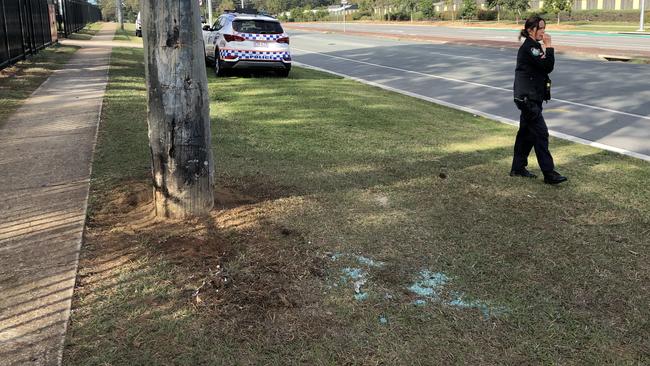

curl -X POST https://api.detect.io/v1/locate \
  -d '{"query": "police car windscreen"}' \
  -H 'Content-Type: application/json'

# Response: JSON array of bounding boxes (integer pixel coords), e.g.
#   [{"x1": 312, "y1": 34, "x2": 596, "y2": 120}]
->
[{"x1": 232, "y1": 20, "x2": 283, "y2": 34}]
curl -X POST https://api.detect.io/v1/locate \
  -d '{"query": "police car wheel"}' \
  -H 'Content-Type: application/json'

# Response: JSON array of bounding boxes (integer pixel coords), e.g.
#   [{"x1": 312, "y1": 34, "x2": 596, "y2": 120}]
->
[{"x1": 277, "y1": 69, "x2": 290, "y2": 78}]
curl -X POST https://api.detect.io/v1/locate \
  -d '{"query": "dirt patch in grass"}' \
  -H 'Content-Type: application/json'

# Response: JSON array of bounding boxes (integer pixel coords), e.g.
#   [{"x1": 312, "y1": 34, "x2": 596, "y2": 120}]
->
[{"x1": 68, "y1": 178, "x2": 343, "y2": 363}]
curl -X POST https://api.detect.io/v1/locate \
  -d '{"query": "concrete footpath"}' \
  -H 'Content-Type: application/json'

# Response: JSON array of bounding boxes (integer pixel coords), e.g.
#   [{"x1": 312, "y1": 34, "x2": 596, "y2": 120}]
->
[{"x1": 0, "y1": 23, "x2": 116, "y2": 365}]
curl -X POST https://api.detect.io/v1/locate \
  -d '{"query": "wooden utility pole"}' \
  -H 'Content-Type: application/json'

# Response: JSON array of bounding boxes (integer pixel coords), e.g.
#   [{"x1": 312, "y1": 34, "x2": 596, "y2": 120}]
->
[
  {"x1": 115, "y1": 0, "x2": 123, "y2": 30},
  {"x1": 141, "y1": 0, "x2": 215, "y2": 218}
]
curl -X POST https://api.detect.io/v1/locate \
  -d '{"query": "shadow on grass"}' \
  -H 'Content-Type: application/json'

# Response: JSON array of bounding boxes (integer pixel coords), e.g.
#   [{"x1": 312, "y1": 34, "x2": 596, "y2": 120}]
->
[
  {"x1": 0, "y1": 44, "x2": 80, "y2": 125},
  {"x1": 60, "y1": 180, "x2": 339, "y2": 364},
  {"x1": 65, "y1": 23, "x2": 101, "y2": 41},
  {"x1": 58, "y1": 46, "x2": 650, "y2": 365}
]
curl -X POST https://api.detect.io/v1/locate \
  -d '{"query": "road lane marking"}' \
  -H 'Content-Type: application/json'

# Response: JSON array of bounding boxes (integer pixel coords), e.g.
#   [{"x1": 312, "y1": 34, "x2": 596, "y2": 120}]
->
[
  {"x1": 292, "y1": 61, "x2": 650, "y2": 162},
  {"x1": 417, "y1": 51, "x2": 489, "y2": 60},
  {"x1": 293, "y1": 47, "x2": 650, "y2": 122}
]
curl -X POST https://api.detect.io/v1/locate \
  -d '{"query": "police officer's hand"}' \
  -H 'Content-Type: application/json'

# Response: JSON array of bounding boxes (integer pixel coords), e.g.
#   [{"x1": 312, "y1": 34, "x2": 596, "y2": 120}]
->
[{"x1": 542, "y1": 33, "x2": 553, "y2": 48}]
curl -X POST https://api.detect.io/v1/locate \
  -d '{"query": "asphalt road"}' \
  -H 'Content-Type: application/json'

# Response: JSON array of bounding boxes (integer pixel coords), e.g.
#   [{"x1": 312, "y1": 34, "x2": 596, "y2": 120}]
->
[
  {"x1": 289, "y1": 30, "x2": 650, "y2": 160},
  {"x1": 289, "y1": 22, "x2": 650, "y2": 54}
]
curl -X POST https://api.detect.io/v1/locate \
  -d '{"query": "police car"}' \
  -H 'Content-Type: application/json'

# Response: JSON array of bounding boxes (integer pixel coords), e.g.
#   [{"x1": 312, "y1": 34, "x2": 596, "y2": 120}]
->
[{"x1": 202, "y1": 11, "x2": 291, "y2": 77}]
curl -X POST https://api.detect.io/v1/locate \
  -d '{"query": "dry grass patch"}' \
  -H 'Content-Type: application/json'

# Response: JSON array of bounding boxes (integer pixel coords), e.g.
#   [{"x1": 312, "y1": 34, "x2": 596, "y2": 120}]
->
[{"x1": 63, "y1": 46, "x2": 650, "y2": 365}]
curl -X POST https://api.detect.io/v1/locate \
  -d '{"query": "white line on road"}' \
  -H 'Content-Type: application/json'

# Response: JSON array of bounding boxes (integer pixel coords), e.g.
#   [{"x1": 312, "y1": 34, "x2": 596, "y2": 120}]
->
[
  {"x1": 292, "y1": 60, "x2": 650, "y2": 162},
  {"x1": 293, "y1": 47, "x2": 650, "y2": 122},
  {"x1": 422, "y1": 51, "x2": 488, "y2": 60}
]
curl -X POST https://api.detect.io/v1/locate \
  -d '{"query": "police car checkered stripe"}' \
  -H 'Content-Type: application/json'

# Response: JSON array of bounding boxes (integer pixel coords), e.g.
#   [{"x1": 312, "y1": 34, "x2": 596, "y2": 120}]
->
[
  {"x1": 219, "y1": 49, "x2": 290, "y2": 61},
  {"x1": 236, "y1": 32, "x2": 287, "y2": 41}
]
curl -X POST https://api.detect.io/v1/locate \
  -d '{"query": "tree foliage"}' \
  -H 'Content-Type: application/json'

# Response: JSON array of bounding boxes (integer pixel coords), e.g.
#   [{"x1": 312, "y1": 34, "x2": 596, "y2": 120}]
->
[
  {"x1": 460, "y1": 0, "x2": 477, "y2": 19},
  {"x1": 218, "y1": 0, "x2": 237, "y2": 13},
  {"x1": 97, "y1": 0, "x2": 140, "y2": 22},
  {"x1": 95, "y1": 0, "x2": 575, "y2": 24},
  {"x1": 419, "y1": 0, "x2": 435, "y2": 18},
  {"x1": 485, "y1": 0, "x2": 506, "y2": 21},
  {"x1": 503, "y1": 0, "x2": 529, "y2": 23},
  {"x1": 543, "y1": 0, "x2": 573, "y2": 23}
]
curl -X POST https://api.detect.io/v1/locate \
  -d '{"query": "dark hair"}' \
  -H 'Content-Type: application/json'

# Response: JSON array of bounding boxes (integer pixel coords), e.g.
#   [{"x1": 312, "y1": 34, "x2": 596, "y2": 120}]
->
[{"x1": 519, "y1": 16, "x2": 545, "y2": 41}]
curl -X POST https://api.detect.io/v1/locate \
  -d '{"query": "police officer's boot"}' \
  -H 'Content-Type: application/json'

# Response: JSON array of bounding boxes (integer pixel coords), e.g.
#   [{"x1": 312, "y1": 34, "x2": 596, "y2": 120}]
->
[
  {"x1": 510, "y1": 168, "x2": 537, "y2": 178},
  {"x1": 543, "y1": 171, "x2": 568, "y2": 185}
]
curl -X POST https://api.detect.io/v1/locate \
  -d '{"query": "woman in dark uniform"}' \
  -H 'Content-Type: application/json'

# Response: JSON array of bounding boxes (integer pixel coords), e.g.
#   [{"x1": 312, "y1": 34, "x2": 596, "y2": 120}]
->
[{"x1": 511, "y1": 16, "x2": 567, "y2": 185}]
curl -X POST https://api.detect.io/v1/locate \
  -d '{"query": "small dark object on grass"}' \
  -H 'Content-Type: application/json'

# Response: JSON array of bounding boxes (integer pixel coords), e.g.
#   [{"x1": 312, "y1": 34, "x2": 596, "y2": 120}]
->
[
  {"x1": 281, "y1": 227, "x2": 292, "y2": 236},
  {"x1": 439, "y1": 173, "x2": 447, "y2": 179}
]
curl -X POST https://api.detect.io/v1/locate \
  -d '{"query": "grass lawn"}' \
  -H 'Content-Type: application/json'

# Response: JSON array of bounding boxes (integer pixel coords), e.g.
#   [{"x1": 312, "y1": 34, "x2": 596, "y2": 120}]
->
[
  {"x1": 63, "y1": 47, "x2": 650, "y2": 365},
  {"x1": 0, "y1": 44, "x2": 79, "y2": 125},
  {"x1": 113, "y1": 23, "x2": 142, "y2": 44},
  {"x1": 66, "y1": 22, "x2": 103, "y2": 40},
  {"x1": 565, "y1": 21, "x2": 645, "y2": 32}
]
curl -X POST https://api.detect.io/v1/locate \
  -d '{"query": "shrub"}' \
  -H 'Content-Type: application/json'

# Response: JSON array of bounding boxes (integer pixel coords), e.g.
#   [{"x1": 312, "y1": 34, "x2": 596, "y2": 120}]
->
[
  {"x1": 315, "y1": 9, "x2": 329, "y2": 20},
  {"x1": 352, "y1": 10, "x2": 372, "y2": 20},
  {"x1": 500, "y1": 9, "x2": 649, "y2": 22},
  {"x1": 460, "y1": 0, "x2": 478, "y2": 19},
  {"x1": 566, "y1": 10, "x2": 650, "y2": 22},
  {"x1": 412, "y1": 11, "x2": 426, "y2": 21},
  {"x1": 388, "y1": 11, "x2": 410, "y2": 20},
  {"x1": 438, "y1": 10, "x2": 456, "y2": 21},
  {"x1": 477, "y1": 9, "x2": 498, "y2": 20},
  {"x1": 420, "y1": 0, "x2": 437, "y2": 18}
]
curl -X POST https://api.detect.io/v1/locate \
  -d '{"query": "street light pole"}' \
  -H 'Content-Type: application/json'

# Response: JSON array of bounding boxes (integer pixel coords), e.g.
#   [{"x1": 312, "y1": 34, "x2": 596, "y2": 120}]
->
[
  {"x1": 639, "y1": 0, "x2": 646, "y2": 32},
  {"x1": 208, "y1": 0, "x2": 213, "y2": 25},
  {"x1": 341, "y1": 0, "x2": 348, "y2": 32}
]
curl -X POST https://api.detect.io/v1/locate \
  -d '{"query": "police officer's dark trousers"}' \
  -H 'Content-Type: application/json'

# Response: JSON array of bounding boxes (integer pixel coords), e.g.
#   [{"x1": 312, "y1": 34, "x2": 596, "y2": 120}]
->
[{"x1": 512, "y1": 99, "x2": 554, "y2": 173}]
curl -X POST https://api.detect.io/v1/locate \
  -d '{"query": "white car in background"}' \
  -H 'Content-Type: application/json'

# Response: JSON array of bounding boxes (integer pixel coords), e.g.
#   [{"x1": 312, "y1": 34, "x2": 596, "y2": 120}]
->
[
  {"x1": 202, "y1": 12, "x2": 292, "y2": 77},
  {"x1": 135, "y1": 13, "x2": 205, "y2": 39}
]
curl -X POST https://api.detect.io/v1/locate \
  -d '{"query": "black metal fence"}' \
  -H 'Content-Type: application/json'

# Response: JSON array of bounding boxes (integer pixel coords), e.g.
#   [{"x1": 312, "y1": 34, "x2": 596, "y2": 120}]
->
[
  {"x1": 0, "y1": 0, "x2": 101, "y2": 70},
  {"x1": 61, "y1": 0, "x2": 101, "y2": 37}
]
